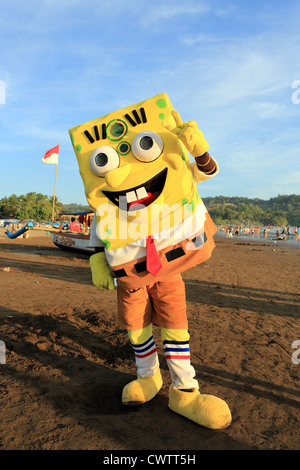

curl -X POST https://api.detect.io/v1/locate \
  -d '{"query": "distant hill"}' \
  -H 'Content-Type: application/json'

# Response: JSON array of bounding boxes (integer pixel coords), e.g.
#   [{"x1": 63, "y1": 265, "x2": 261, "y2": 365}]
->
[
  {"x1": 61, "y1": 203, "x2": 91, "y2": 213},
  {"x1": 202, "y1": 194, "x2": 300, "y2": 226}
]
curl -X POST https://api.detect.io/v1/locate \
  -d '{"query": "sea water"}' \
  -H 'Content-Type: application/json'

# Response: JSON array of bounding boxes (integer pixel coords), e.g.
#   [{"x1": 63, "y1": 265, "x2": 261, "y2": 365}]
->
[{"x1": 216, "y1": 229, "x2": 300, "y2": 246}]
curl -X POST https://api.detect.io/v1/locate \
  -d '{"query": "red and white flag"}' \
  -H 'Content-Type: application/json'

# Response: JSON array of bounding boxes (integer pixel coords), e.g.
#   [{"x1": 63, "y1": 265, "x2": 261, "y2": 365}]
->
[{"x1": 41, "y1": 144, "x2": 59, "y2": 164}]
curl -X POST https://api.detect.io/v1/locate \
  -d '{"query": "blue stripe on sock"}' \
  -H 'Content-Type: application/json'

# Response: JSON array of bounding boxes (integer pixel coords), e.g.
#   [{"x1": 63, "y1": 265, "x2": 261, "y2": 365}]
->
[
  {"x1": 132, "y1": 339, "x2": 155, "y2": 353},
  {"x1": 164, "y1": 347, "x2": 190, "y2": 352}
]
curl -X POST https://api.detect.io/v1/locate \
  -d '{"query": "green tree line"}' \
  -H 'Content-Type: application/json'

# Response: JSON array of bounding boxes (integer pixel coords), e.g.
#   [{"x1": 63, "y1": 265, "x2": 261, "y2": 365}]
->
[
  {"x1": 0, "y1": 192, "x2": 299, "y2": 226},
  {"x1": 0, "y1": 193, "x2": 63, "y2": 221},
  {"x1": 202, "y1": 194, "x2": 300, "y2": 226}
]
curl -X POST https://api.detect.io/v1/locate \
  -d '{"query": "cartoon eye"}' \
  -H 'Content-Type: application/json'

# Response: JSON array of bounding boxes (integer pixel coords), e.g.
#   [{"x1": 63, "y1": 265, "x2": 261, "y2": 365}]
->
[
  {"x1": 89, "y1": 146, "x2": 120, "y2": 176},
  {"x1": 132, "y1": 131, "x2": 163, "y2": 162}
]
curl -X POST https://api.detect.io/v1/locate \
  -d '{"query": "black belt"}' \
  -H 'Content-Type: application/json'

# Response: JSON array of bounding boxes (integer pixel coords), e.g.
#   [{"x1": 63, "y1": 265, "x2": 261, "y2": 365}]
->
[{"x1": 113, "y1": 232, "x2": 207, "y2": 278}]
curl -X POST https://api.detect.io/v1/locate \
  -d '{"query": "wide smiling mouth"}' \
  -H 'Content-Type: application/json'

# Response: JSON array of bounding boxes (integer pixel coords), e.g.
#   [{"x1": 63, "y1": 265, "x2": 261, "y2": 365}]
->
[{"x1": 103, "y1": 168, "x2": 168, "y2": 211}]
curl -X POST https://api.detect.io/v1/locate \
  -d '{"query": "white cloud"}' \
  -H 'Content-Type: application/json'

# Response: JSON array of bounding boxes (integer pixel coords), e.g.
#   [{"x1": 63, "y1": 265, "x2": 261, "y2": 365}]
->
[
  {"x1": 182, "y1": 34, "x2": 234, "y2": 46},
  {"x1": 137, "y1": 0, "x2": 233, "y2": 29},
  {"x1": 278, "y1": 172, "x2": 300, "y2": 186},
  {"x1": 140, "y1": 3, "x2": 210, "y2": 23},
  {"x1": 251, "y1": 102, "x2": 287, "y2": 119}
]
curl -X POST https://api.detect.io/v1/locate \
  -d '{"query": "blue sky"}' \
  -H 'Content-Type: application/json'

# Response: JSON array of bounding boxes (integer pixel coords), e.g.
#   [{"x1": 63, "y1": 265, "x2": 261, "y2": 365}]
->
[{"x1": 0, "y1": 0, "x2": 299, "y2": 205}]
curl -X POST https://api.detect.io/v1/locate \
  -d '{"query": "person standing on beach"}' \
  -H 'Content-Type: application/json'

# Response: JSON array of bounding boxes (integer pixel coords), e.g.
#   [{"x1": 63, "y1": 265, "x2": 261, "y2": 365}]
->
[{"x1": 264, "y1": 228, "x2": 267, "y2": 239}]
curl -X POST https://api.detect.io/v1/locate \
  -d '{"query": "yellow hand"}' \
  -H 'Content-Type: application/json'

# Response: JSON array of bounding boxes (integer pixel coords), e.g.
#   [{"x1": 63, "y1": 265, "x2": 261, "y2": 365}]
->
[
  {"x1": 89, "y1": 251, "x2": 115, "y2": 291},
  {"x1": 163, "y1": 110, "x2": 209, "y2": 157}
]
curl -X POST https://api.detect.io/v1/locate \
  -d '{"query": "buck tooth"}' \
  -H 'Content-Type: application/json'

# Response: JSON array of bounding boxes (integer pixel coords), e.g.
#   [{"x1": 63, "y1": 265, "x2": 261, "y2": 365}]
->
[
  {"x1": 126, "y1": 191, "x2": 137, "y2": 203},
  {"x1": 136, "y1": 187, "x2": 148, "y2": 200}
]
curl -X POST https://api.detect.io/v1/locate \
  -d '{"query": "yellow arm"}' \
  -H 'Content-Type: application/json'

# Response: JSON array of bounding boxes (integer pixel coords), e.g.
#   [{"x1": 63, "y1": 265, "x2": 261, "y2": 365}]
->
[{"x1": 89, "y1": 251, "x2": 115, "y2": 291}]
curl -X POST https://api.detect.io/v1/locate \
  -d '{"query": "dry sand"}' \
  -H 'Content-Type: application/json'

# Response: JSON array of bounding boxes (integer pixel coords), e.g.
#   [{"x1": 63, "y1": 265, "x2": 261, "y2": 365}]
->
[{"x1": 0, "y1": 228, "x2": 299, "y2": 451}]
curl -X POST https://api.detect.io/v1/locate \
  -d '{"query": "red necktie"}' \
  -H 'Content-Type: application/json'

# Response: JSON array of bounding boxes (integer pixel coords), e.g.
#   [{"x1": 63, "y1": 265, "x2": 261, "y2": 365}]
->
[{"x1": 146, "y1": 235, "x2": 162, "y2": 276}]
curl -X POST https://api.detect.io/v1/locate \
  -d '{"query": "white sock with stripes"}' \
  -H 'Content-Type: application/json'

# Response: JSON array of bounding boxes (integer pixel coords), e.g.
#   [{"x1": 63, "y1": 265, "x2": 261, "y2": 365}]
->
[
  {"x1": 163, "y1": 339, "x2": 199, "y2": 390},
  {"x1": 131, "y1": 335, "x2": 160, "y2": 378}
]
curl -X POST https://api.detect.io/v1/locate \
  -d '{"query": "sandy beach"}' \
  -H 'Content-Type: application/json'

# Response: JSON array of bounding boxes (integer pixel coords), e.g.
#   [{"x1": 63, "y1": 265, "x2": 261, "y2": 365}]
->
[{"x1": 0, "y1": 228, "x2": 299, "y2": 451}]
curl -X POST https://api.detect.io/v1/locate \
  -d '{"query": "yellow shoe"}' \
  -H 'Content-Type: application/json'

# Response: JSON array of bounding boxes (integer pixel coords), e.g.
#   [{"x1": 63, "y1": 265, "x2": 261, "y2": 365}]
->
[
  {"x1": 122, "y1": 370, "x2": 163, "y2": 405},
  {"x1": 168, "y1": 386, "x2": 232, "y2": 429}
]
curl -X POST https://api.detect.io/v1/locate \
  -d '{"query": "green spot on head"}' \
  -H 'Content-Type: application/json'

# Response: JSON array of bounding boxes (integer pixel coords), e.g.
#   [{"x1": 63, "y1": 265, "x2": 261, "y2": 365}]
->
[
  {"x1": 70, "y1": 133, "x2": 75, "y2": 145},
  {"x1": 159, "y1": 113, "x2": 165, "y2": 120},
  {"x1": 181, "y1": 154, "x2": 186, "y2": 161},
  {"x1": 76, "y1": 144, "x2": 82, "y2": 151},
  {"x1": 181, "y1": 198, "x2": 188, "y2": 205},
  {"x1": 106, "y1": 228, "x2": 112, "y2": 236},
  {"x1": 156, "y1": 98, "x2": 167, "y2": 109}
]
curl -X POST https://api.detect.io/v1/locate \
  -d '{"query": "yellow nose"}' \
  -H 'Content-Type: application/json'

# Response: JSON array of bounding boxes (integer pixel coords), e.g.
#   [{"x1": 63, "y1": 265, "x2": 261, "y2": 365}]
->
[{"x1": 105, "y1": 164, "x2": 132, "y2": 188}]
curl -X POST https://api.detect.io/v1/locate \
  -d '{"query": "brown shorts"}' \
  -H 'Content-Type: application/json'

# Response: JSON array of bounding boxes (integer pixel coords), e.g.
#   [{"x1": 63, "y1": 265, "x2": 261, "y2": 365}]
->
[{"x1": 117, "y1": 274, "x2": 188, "y2": 331}]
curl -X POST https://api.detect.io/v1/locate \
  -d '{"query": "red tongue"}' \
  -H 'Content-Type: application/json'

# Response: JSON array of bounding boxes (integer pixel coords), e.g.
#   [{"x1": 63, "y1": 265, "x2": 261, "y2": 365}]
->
[{"x1": 128, "y1": 192, "x2": 156, "y2": 209}]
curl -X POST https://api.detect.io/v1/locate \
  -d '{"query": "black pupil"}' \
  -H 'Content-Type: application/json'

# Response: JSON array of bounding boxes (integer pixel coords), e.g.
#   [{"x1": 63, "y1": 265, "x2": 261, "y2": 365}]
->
[
  {"x1": 120, "y1": 143, "x2": 129, "y2": 153},
  {"x1": 95, "y1": 153, "x2": 108, "y2": 167},
  {"x1": 140, "y1": 136, "x2": 153, "y2": 150}
]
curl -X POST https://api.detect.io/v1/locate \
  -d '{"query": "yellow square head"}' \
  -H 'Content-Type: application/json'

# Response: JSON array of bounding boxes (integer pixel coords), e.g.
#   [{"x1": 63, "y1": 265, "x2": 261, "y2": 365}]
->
[{"x1": 69, "y1": 93, "x2": 199, "y2": 249}]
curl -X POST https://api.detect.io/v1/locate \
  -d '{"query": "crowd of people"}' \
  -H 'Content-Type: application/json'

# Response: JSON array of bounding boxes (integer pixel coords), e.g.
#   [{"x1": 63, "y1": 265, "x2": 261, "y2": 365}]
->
[
  {"x1": 219, "y1": 225, "x2": 300, "y2": 241},
  {"x1": 223, "y1": 226, "x2": 261, "y2": 238}
]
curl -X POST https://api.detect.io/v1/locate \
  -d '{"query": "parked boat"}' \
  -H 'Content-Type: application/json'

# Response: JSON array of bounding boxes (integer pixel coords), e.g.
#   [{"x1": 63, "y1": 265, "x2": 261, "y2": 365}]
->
[
  {"x1": 51, "y1": 231, "x2": 94, "y2": 255},
  {"x1": 50, "y1": 210, "x2": 95, "y2": 255},
  {"x1": 5, "y1": 223, "x2": 30, "y2": 239}
]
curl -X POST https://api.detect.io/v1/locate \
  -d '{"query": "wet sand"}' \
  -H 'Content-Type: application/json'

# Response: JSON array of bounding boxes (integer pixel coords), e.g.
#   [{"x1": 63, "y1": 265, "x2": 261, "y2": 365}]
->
[{"x1": 0, "y1": 228, "x2": 299, "y2": 450}]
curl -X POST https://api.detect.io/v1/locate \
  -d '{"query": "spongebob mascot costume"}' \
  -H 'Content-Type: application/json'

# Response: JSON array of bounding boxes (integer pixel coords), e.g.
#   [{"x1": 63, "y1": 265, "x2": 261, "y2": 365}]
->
[{"x1": 69, "y1": 93, "x2": 231, "y2": 429}]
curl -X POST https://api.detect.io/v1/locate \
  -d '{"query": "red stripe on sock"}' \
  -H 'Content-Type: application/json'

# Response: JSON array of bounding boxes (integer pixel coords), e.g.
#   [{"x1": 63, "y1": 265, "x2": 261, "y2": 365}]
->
[
  {"x1": 135, "y1": 348, "x2": 157, "y2": 359},
  {"x1": 165, "y1": 355, "x2": 191, "y2": 360}
]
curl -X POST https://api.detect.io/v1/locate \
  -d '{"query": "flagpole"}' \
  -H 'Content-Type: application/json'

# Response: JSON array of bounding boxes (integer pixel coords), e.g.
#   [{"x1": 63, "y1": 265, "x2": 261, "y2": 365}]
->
[{"x1": 52, "y1": 143, "x2": 59, "y2": 222}]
